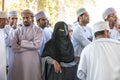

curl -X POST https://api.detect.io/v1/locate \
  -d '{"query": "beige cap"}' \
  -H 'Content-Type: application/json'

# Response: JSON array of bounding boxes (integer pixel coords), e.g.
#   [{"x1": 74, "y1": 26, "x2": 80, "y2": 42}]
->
[
  {"x1": 21, "y1": 9, "x2": 33, "y2": 16},
  {"x1": 0, "y1": 11, "x2": 7, "y2": 18}
]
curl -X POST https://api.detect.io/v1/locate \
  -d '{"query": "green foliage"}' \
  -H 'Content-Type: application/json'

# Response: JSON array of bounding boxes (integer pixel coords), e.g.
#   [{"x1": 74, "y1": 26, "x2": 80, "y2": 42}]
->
[
  {"x1": 0, "y1": 0, "x2": 96, "y2": 27},
  {"x1": 37, "y1": 0, "x2": 58, "y2": 27}
]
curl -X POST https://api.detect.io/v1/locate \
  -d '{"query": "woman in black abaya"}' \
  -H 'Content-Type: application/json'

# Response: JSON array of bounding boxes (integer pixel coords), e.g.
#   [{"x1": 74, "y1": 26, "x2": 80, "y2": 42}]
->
[{"x1": 41, "y1": 21, "x2": 77, "y2": 80}]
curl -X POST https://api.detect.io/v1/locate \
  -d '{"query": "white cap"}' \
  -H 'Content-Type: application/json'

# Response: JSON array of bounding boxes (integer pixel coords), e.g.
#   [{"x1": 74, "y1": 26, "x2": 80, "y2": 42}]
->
[
  {"x1": 93, "y1": 21, "x2": 110, "y2": 33},
  {"x1": 8, "y1": 10, "x2": 18, "y2": 17},
  {"x1": 76, "y1": 8, "x2": 87, "y2": 17},
  {"x1": 35, "y1": 11, "x2": 47, "y2": 21},
  {"x1": 103, "y1": 7, "x2": 116, "y2": 20}
]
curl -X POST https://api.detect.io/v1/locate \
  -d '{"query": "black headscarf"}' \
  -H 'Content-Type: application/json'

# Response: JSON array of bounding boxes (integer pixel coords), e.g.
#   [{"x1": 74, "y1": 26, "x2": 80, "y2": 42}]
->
[{"x1": 42, "y1": 21, "x2": 74, "y2": 63}]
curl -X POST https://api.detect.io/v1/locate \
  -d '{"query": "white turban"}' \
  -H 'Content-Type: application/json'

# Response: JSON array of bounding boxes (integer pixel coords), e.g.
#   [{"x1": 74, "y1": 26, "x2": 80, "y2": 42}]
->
[
  {"x1": 76, "y1": 8, "x2": 87, "y2": 17},
  {"x1": 35, "y1": 11, "x2": 47, "y2": 21},
  {"x1": 0, "y1": 11, "x2": 7, "y2": 18},
  {"x1": 8, "y1": 11, "x2": 18, "y2": 17},
  {"x1": 103, "y1": 7, "x2": 116, "y2": 20},
  {"x1": 93, "y1": 21, "x2": 110, "y2": 33}
]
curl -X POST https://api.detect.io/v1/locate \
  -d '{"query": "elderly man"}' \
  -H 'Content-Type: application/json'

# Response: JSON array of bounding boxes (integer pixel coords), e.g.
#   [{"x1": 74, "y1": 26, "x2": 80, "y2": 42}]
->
[
  {"x1": 77, "y1": 21, "x2": 120, "y2": 80},
  {"x1": 5, "y1": 10, "x2": 18, "y2": 80},
  {"x1": 103, "y1": 7, "x2": 118, "y2": 39},
  {"x1": 0, "y1": 11, "x2": 8, "y2": 80},
  {"x1": 35, "y1": 11, "x2": 52, "y2": 56},
  {"x1": 71, "y1": 8, "x2": 93, "y2": 80},
  {"x1": 11, "y1": 9, "x2": 42, "y2": 80}
]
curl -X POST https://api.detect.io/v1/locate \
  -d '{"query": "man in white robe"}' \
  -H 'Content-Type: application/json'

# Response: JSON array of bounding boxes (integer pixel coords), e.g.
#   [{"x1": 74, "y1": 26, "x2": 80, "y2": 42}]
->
[
  {"x1": 77, "y1": 21, "x2": 120, "y2": 80},
  {"x1": 0, "y1": 11, "x2": 8, "y2": 80},
  {"x1": 103, "y1": 7, "x2": 118, "y2": 40},
  {"x1": 11, "y1": 9, "x2": 42, "y2": 80},
  {"x1": 6, "y1": 10, "x2": 18, "y2": 80},
  {"x1": 72, "y1": 8, "x2": 93, "y2": 62},
  {"x1": 35, "y1": 11, "x2": 52, "y2": 56},
  {"x1": 72, "y1": 8, "x2": 93, "y2": 80}
]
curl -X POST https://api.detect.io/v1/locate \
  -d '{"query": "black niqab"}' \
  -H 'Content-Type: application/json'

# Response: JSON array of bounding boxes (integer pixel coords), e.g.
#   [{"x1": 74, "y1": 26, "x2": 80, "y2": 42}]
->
[{"x1": 42, "y1": 21, "x2": 74, "y2": 63}]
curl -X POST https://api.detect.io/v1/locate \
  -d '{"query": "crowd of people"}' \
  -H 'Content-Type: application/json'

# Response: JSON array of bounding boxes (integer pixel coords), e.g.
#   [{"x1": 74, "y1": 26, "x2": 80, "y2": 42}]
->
[{"x1": 0, "y1": 7, "x2": 120, "y2": 80}]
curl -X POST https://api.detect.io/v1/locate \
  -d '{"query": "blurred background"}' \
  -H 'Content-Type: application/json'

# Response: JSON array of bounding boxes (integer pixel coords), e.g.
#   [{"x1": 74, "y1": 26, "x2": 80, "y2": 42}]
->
[{"x1": 0, "y1": 0, "x2": 120, "y2": 27}]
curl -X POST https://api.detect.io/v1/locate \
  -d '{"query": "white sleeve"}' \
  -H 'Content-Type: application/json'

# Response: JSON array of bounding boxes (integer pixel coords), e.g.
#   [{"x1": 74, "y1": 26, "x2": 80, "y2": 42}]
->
[
  {"x1": 77, "y1": 51, "x2": 87, "y2": 80},
  {"x1": 73, "y1": 29, "x2": 90, "y2": 47}
]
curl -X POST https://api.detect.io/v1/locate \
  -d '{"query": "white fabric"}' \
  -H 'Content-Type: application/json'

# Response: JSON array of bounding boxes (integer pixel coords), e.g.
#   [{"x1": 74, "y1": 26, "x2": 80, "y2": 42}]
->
[
  {"x1": 110, "y1": 27, "x2": 120, "y2": 41},
  {"x1": 109, "y1": 27, "x2": 119, "y2": 40},
  {"x1": 72, "y1": 22, "x2": 93, "y2": 57},
  {"x1": 3, "y1": 25, "x2": 11, "y2": 67},
  {"x1": 7, "y1": 28, "x2": 16, "y2": 80},
  {"x1": 4, "y1": 25, "x2": 15, "y2": 80},
  {"x1": 77, "y1": 38, "x2": 120, "y2": 80},
  {"x1": 38, "y1": 27, "x2": 52, "y2": 56},
  {"x1": 11, "y1": 25, "x2": 42, "y2": 80},
  {"x1": 0, "y1": 29, "x2": 7, "y2": 80}
]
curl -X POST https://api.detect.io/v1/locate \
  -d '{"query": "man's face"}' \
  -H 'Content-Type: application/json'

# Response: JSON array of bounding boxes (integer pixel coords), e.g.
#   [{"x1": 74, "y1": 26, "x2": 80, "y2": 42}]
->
[
  {"x1": 107, "y1": 13, "x2": 117, "y2": 26},
  {"x1": 9, "y1": 16, "x2": 18, "y2": 26},
  {"x1": 9, "y1": 16, "x2": 18, "y2": 28},
  {"x1": 81, "y1": 12, "x2": 89, "y2": 25},
  {"x1": 37, "y1": 17, "x2": 47, "y2": 29},
  {"x1": 0, "y1": 18, "x2": 7, "y2": 28},
  {"x1": 22, "y1": 13, "x2": 32, "y2": 26}
]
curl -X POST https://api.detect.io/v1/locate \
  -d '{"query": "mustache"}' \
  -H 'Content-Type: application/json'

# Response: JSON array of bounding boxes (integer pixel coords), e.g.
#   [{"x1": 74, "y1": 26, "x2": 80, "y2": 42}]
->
[{"x1": 23, "y1": 21, "x2": 29, "y2": 23}]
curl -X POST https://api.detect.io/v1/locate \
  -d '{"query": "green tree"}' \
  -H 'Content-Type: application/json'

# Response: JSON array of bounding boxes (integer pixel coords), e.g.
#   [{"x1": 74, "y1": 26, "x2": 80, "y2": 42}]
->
[
  {"x1": 37, "y1": 0, "x2": 58, "y2": 27},
  {"x1": 1, "y1": 0, "x2": 96, "y2": 27}
]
